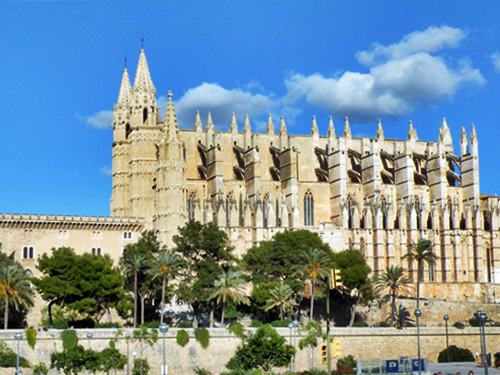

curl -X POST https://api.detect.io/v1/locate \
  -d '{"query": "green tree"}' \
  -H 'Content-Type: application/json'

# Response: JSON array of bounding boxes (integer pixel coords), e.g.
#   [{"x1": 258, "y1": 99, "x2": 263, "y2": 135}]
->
[
  {"x1": 34, "y1": 247, "x2": 125, "y2": 326},
  {"x1": 209, "y1": 270, "x2": 250, "y2": 325},
  {"x1": 263, "y1": 283, "x2": 295, "y2": 320},
  {"x1": 174, "y1": 221, "x2": 235, "y2": 327},
  {"x1": 50, "y1": 345, "x2": 99, "y2": 375},
  {"x1": 98, "y1": 340, "x2": 127, "y2": 374},
  {"x1": 120, "y1": 231, "x2": 162, "y2": 326},
  {"x1": 226, "y1": 325, "x2": 295, "y2": 372},
  {"x1": 404, "y1": 239, "x2": 437, "y2": 309},
  {"x1": 0, "y1": 265, "x2": 33, "y2": 329},
  {"x1": 150, "y1": 250, "x2": 180, "y2": 324},
  {"x1": 294, "y1": 248, "x2": 331, "y2": 320},
  {"x1": 374, "y1": 265, "x2": 411, "y2": 326},
  {"x1": 331, "y1": 249, "x2": 372, "y2": 326}
]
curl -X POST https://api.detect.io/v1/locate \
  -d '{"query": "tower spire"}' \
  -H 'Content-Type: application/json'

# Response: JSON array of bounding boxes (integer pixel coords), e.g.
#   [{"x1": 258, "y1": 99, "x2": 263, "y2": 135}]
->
[
  {"x1": 438, "y1": 117, "x2": 452, "y2": 145},
  {"x1": 164, "y1": 91, "x2": 178, "y2": 140},
  {"x1": 407, "y1": 120, "x2": 418, "y2": 141},
  {"x1": 460, "y1": 127, "x2": 468, "y2": 156},
  {"x1": 244, "y1": 114, "x2": 251, "y2": 133},
  {"x1": 133, "y1": 47, "x2": 155, "y2": 94},
  {"x1": 117, "y1": 66, "x2": 132, "y2": 106},
  {"x1": 311, "y1": 115, "x2": 319, "y2": 137},
  {"x1": 267, "y1": 114, "x2": 274, "y2": 135},
  {"x1": 327, "y1": 115, "x2": 336, "y2": 140},
  {"x1": 206, "y1": 112, "x2": 215, "y2": 132}
]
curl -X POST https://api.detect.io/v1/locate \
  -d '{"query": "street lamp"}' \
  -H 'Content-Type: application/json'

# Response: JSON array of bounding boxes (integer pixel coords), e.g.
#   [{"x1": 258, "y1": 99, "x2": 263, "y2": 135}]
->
[
  {"x1": 476, "y1": 311, "x2": 488, "y2": 375},
  {"x1": 291, "y1": 319, "x2": 299, "y2": 373},
  {"x1": 159, "y1": 323, "x2": 169, "y2": 375},
  {"x1": 86, "y1": 332, "x2": 93, "y2": 349},
  {"x1": 443, "y1": 315, "x2": 449, "y2": 362},
  {"x1": 415, "y1": 308, "x2": 422, "y2": 375},
  {"x1": 15, "y1": 332, "x2": 22, "y2": 375}
]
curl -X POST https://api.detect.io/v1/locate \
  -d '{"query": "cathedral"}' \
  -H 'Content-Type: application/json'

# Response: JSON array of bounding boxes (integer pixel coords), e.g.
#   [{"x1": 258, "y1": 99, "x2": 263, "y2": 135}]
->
[{"x1": 1, "y1": 47, "x2": 499, "y2": 303}]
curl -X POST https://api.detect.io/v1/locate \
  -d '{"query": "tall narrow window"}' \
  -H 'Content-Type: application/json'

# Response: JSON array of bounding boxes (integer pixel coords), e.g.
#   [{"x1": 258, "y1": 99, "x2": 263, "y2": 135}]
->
[
  {"x1": 187, "y1": 192, "x2": 197, "y2": 221},
  {"x1": 486, "y1": 248, "x2": 493, "y2": 283},
  {"x1": 263, "y1": 193, "x2": 270, "y2": 228},
  {"x1": 91, "y1": 248, "x2": 102, "y2": 256},
  {"x1": 429, "y1": 263, "x2": 435, "y2": 282},
  {"x1": 22, "y1": 246, "x2": 34, "y2": 260},
  {"x1": 304, "y1": 191, "x2": 314, "y2": 226}
]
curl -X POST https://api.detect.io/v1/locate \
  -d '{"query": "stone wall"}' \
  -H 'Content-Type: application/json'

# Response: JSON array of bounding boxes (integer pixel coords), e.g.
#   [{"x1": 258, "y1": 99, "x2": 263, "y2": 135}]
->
[{"x1": 2, "y1": 327, "x2": 499, "y2": 374}]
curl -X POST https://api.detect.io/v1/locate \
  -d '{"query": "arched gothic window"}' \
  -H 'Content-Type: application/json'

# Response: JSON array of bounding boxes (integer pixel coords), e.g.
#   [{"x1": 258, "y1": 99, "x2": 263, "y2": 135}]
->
[
  {"x1": 486, "y1": 248, "x2": 493, "y2": 283},
  {"x1": 262, "y1": 193, "x2": 270, "y2": 228},
  {"x1": 304, "y1": 190, "x2": 314, "y2": 226},
  {"x1": 187, "y1": 192, "x2": 197, "y2": 221}
]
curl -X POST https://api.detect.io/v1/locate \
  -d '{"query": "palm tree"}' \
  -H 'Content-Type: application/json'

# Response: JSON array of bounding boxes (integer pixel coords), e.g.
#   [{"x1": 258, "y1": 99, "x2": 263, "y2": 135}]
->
[
  {"x1": 294, "y1": 248, "x2": 331, "y2": 320},
  {"x1": 209, "y1": 270, "x2": 250, "y2": 326},
  {"x1": 151, "y1": 250, "x2": 180, "y2": 323},
  {"x1": 374, "y1": 265, "x2": 411, "y2": 325},
  {"x1": 123, "y1": 254, "x2": 146, "y2": 327},
  {"x1": 404, "y1": 239, "x2": 437, "y2": 309},
  {"x1": 264, "y1": 283, "x2": 295, "y2": 320},
  {"x1": 0, "y1": 265, "x2": 34, "y2": 329}
]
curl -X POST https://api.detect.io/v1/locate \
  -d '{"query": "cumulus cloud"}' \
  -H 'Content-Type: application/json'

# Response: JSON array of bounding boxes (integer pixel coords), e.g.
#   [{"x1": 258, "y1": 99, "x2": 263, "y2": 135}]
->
[
  {"x1": 356, "y1": 26, "x2": 466, "y2": 66},
  {"x1": 285, "y1": 26, "x2": 484, "y2": 122},
  {"x1": 491, "y1": 52, "x2": 500, "y2": 72},
  {"x1": 99, "y1": 166, "x2": 112, "y2": 176},
  {"x1": 77, "y1": 110, "x2": 113, "y2": 130},
  {"x1": 175, "y1": 83, "x2": 275, "y2": 129}
]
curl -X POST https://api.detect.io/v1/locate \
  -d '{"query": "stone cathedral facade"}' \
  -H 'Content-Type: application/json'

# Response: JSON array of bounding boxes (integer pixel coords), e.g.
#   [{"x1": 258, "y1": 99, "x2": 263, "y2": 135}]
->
[{"x1": 1, "y1": 48, "x2": 499, "y2": 302}]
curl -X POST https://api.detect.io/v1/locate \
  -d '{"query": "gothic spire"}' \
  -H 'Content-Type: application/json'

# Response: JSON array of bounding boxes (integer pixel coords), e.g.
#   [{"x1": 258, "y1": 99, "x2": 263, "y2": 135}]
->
[
  {"x1": 460, "y1": 127, "x2": 468, "y2": 156},
  {"x1": 343, "y1": 116, "x2": 352, "y2": 139},
  {"x1": 133, "y1": 48, "x2": 155, "y2": 94},
  {"x1": 407, "y1": 120, "x2": 418, "y2": 141},
  {"x1": 206, "y1": 112, "x2": 215, "y2": 132},
  {"x1": 117, "y1": 67, "x2": 132, "y2": 106},
  {"x1": 164, "y1": 91, "x2": 178, "y2": 140},
  {"x1": 279, "y1": 115, "x2": 288, "y2": 135},
  {"x1": 376, "y1": 119, "x2": 384, "y2": 141},
  {"x1": 230, "y1": 112, "x2": 238, "y2": 134},
  {"x1": 194, "y1": 111, "x2": 203, "y2": 132},
  {"x1": 311, "y1": 115, "x2": 319, "y2": 137},
  {"x1": 438, "y1": 117, "x2": 452, "y2": 145},
  {"x1": 327, "y1": 115, "x2": 336, "y2": 138},
  {"x1": 244, "y1": 114, "x2": 252, "y2": 133},
  {"x1": 266, "y1": 114, "x2": 274, "y2": 135},
  {"x1": 470, "y1": 123, "x2": 478, "y2": 156}
]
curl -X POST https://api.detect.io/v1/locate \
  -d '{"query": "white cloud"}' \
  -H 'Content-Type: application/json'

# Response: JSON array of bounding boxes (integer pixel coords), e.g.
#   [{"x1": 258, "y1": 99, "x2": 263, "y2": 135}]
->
[
  {"x1": 78, "y1": 110, "x2": 113, "y2": 130},
  {"x1": 285, "y1": 26, "x2": 484, "y2": 122},
  {"x1": 491, "y1": 52, "x2": 500, "y2": 72},
  {"x1": 99, "y1": 166, "x2": 112, "y2": 176},
  {"x1": 175, "y1": 83, "x2": 275, "y2": 129},
  {"x1": 356, "y1": 26, "x2": 466, "y2": 66}
]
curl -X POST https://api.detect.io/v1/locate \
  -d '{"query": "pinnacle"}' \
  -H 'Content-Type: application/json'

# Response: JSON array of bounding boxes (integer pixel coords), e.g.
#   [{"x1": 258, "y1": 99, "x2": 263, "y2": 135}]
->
[
  {"x1": 244, "y1": 114, "x2": 251, "y2": 133},
  {"x1": 267, "y1": 114, "x2": 274, "y2": 135},
  {"x1": 376, "y1": 119, "x2": 384, "y2": 140},
  {"x1": 164, "y1": 91, "x2": 178, "y2": 140},
  {"x1": 327, "y1": 115, "x2": 336, "y2": 139},
  {"x1": 343, "y1": 116, "x2": 352, "y2": 138},
  {"x1": 194, "y1": 111, "x2": 203, "y2": 132},
  {"x1": 311, "y1": 115, "x2": 319, "y2": 136},
  {"x1": 230, "y1": 112, "x2": 238, "y2": 133},
  {"x1": 206, "y1": 112, "x2": 214, "y2": 131},
  {"x1": 407, "y1": 120, "x2": 418, "y2": 141}
]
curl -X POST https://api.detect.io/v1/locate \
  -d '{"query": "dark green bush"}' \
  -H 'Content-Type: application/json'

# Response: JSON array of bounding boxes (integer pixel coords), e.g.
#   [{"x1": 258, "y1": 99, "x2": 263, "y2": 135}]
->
[
  {"x1": 26, "y1": 327, "x2": 37, "y2": 349},
  {"x1": 437, "y1": 345, "x2": 474, "y2": 362},
  {"x1": 302, "y1": 370, "x2": 329, "y2": 375},
  {"x1": 177, "y1": 320, "x2": 193, "y2": 328},
  {"x1": 132, "y1": 358, "x2": 150, "y2": 375},
  {"x1": 0, "y1": 341, "x2": 31, "y2": 368},
  {"x1": 378, "y1": 321, "x2": 390, "y2": 327},
  {"x1": 176, "y1": 329, "x2": 190, "y2": 347},
  {"x1": 338, "y1": 354, "x2": 356, "y2": 368},
  {"x1": 95, "y1": 322, "x2": 121, "y2": 328},
  {"x1": 60, "y1": 329, "x2": 78, "y2": 351},
  {"x1": 468, "y1": 318, "x2": 480, "y2": 327},
  {"x1": 194, "y1": 327, "x2": 210, "y2": 349},
  {"x1": 453, "y1": 321, "x2": 465, "y2": 329},
  {"x1": 139, "y1": 321, "x2": 159, "y2": 329},
  {"x1": 33, "y1": 362, "x2": 49, "y2": 375},
  {"x1": 352, "y1": 321, "x2": 368, "y2": 327},
  {"x1": 228, "y1": 322, "x2": 245, "y2": 338},
  {"x1": 250, "y1": 320, "x2": 263, "y2": 327}
]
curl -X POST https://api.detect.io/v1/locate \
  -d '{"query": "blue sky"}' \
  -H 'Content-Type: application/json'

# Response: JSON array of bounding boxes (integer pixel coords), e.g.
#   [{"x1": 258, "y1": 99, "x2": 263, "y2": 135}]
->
[{"x1": 2, "y1": 0, "x2": 500, "y2": 216}]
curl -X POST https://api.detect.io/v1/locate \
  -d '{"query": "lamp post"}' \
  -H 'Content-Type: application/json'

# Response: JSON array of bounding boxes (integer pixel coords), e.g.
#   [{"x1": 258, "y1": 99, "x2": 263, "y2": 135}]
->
[
  {"x1": 415, "y1": 308, "x2": 422, "y2": 375},
  {"x1": 288, "y1": 322, "x2": 294, "y2": 373},
  {"x1": 15, "y1": 332, "x2": 22, "y2": 375},
  {"x1": 443, "y1": 314, "x2": 449, "y2": 362},
  {"x1": 86, "y1": 332, "x2": 93, "y2": 349},
  {"x1": 292, "y1": 319, "x2": 299, "y2": 373},
  {"x1": 159, "y1": 323, "x2": 169, "y2": 375},
  {"x1": 476, "y1": 311, "x2": 488, "y2": 375}
]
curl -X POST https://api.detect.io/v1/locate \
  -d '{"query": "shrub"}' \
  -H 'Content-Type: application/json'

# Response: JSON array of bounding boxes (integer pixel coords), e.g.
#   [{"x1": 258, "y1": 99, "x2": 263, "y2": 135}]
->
[
  {"x1": 270, "y1": 319, "x2": 292, "y2": 327},
  {"x1": 338, "y1": 355, "x2": 356, "y2": 368},
  {"x1": 33, "y1": 362, "x2": 49, "y2": 375},
  {"x1": 194, "y1": 367, "x2": 214, "y2": 375},
  {"x1": 352, "y1": 321, "x2": 368, "y2": 327},
  {"x1": 302, "y1": 370, "x2": 329, "y2": 375},
  {"x1": 176, "y1": 329, "x2": 190, "y2": 347},
  {"x1": 228, "y1": 322, "x2": 245, "y2": 338},
  {"x1": 469, "y1": 318, "x2": 480, "y2": 327},
  {"x1": 177, "y1": 320, "x2": 193, "y2": 328},
  {"x1": 0, "y1": 341, "x2": 31, "y2": 368},
  {"x1": 98, "y1": 341, "x2": 127, "y2": 373},
  {"x1": 437, "y1": 345, "x2": 475, "y2": 363},
  {"x1": 378, "y1": 321, "x2": 390, "y2": 327},
  {"x1": 26, "y1": 327, "x2": 37, "y2": 349},
  {"x1": 453, "y1": 321, "x2": 465, "y2": 329},
  {"x1": 95, "y1": 322, "x2": 121, "y2": 328},
  {"x1": 226, "y1": 325, "x2": 295, "y2": 372},
  {"x1": 61, "y1": 329, "x2": 78, "y2": 351},
  {"x1": 194, "y1": 327, "x2": 210, "y2": 349},
  {"x1": 132, "y1": 358, "x2": 150, "y2": 375},
  {"x1": 250, "y1": 320, "x2": 263, "y2": 327},
  {"x1": 139, "y1": 321, "x2": 159, "y2": 329}
]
